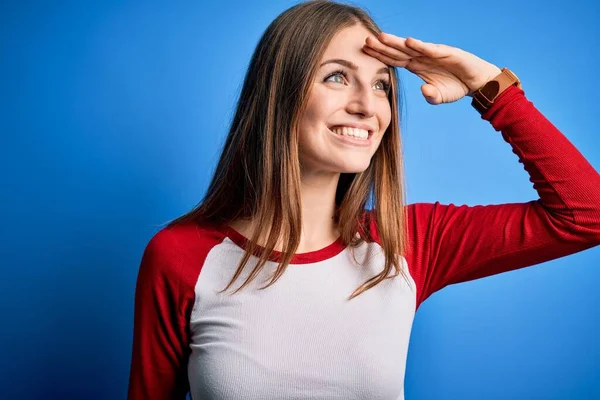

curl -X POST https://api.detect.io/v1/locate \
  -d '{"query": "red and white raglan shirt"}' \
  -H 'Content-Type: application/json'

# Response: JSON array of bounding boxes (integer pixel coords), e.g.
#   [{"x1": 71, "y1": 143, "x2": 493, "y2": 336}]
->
[{"x1": 128, "y1": 85, "x2": 600, "y2": 400}]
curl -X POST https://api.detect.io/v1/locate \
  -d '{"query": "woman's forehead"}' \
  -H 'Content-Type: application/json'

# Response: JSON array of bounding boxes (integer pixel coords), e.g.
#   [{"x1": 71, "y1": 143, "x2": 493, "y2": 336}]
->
[{"x1": 321, "y1": 25, "x2": 388, "y2": 72}]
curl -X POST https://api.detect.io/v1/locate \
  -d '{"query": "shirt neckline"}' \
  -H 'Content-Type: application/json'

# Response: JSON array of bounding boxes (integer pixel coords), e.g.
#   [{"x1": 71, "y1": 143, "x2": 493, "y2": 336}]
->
[{"x1": 217, "y1": 224, "x2": 347, "y2": 264}]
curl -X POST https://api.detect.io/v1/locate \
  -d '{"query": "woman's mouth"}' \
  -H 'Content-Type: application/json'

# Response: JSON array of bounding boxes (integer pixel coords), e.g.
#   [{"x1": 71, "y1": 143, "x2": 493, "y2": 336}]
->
[{"x1": 327, "y1": 125, "x2": 373, "y2": 147}]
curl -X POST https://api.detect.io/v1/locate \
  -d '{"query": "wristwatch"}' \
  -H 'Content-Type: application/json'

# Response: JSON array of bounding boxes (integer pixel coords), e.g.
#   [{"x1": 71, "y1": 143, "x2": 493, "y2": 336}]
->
[{"x1": 471, "y1": 67, "x2": 521, "y2": 114}]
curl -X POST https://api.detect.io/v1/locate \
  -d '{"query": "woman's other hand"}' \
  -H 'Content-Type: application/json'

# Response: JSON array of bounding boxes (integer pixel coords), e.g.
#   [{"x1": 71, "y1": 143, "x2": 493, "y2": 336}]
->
[{"x1": 363, "y1": 32, "x2": 502, "y2": 105}]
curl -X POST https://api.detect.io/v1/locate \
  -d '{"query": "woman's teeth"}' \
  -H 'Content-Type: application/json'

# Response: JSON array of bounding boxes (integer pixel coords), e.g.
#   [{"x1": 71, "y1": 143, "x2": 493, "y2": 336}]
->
[{"x1": 330, "y1": 126, "x2": 369, "y2": 139}]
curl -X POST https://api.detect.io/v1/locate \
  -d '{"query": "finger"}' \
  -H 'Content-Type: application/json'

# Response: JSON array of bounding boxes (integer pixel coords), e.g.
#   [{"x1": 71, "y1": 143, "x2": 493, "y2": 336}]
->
[
  {"x1": 404, "y1": 57, "x2": 438, "y2": 80},
  {"x1": 405, "y1": 37, "x2": 454, "y2": 59},
  {"x1": 407, "y1": 55, "x2": 437, "y2": 68},
  {"x1": 420, "y1": 83, "x2": 442, "y2": 105},
  {"x1": 362, "y1": 46, "x2": 409, "y2": 68},
  {"x1": 376, "y1": 32, "x2": 421, "y2": 57},
  {"x1": 364, "y1": 37, "x2": 414, "y2": 64}
]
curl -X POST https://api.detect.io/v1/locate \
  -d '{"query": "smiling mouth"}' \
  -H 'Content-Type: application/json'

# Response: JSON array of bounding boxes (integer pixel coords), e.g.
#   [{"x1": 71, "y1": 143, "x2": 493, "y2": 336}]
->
[
  {"x1": 327, "y1": 125, "x2": 374, "y2": 139},
  {"x1": 326, "y1": 127, "x2": 374, "y2": 146}
]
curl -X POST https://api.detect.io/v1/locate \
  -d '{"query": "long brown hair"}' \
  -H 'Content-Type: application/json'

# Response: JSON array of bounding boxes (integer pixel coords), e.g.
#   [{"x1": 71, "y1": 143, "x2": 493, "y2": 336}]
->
[{"x1": 167, "y1": 0, "x2": 410, "y2": 300}]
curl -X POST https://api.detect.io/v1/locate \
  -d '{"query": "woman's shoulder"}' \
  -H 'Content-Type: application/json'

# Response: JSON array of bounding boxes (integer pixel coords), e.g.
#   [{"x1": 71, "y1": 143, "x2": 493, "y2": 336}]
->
[
  {"x1": 147, "y1": 221, "x2": 228, "y2": 257},
  {"x1": 138, "y1": 221, "x2": 229, "y2": 284},
  {"x1": 361, "y1": 204, "x2": 439, "y2": 246}
]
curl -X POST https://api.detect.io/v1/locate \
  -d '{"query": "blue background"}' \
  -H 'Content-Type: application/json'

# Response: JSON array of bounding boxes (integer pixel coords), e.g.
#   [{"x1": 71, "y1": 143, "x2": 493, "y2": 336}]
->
[{"x1": 1, "y1": 0, "x2": 599, "y2": 399}]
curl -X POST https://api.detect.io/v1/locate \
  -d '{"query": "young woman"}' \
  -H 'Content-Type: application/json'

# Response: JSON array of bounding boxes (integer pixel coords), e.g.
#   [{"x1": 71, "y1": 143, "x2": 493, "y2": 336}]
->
[{"x1": 128, "y1": 1, "x2": 600, "y2": 399}]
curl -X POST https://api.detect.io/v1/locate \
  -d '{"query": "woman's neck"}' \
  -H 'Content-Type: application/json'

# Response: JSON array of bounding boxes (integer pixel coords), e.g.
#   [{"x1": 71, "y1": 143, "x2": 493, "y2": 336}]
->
[{"x1": 228, "y1": 170, "x2": 341, "y2": 252}]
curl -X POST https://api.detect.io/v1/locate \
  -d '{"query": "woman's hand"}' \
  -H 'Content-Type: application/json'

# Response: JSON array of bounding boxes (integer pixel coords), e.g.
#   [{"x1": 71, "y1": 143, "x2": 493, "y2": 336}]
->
[{"x1": 363, "y1": 33, "x2": 502, "y2": 105}]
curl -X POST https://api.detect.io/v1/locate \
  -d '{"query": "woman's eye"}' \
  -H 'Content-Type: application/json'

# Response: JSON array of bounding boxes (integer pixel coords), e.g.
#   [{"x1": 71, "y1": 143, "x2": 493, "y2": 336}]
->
[
  {"x1": 325, "y1": 72, "x2": 346, "y2": 84},
  {"x1": 374, "y1": 80, "x2": 390, "y2": 92}
]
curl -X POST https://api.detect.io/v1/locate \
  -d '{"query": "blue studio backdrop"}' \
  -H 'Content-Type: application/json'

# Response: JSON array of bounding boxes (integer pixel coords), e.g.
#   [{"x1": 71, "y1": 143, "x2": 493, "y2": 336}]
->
[{"x1": 1, "y1": 1, "x2": 599, "y2": 399}]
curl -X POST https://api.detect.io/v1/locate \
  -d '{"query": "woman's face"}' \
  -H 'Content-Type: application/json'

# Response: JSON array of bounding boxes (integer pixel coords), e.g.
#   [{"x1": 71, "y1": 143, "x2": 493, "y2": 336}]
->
[{"x1": 298, "y1": 24, "x2": 392, "y2": 175}]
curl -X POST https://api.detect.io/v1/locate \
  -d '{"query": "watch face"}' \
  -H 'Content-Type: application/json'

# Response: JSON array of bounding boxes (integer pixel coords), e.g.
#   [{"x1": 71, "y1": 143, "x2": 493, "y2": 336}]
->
[{"x1": 481, "y1": 80, "x2": 500, "y2": 100}]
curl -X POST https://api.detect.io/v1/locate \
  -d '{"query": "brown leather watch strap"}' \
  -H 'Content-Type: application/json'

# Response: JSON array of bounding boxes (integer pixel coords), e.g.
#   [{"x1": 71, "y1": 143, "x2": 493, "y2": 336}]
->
[{"x1": 471, "y1": 68, "x2": 521, "y2": 114}]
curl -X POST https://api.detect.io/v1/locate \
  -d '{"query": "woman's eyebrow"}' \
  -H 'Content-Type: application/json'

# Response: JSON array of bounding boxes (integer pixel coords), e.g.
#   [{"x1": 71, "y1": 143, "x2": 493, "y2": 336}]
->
[{"x1": 320, "y1": 58, "x2": 389, "y2": 75}]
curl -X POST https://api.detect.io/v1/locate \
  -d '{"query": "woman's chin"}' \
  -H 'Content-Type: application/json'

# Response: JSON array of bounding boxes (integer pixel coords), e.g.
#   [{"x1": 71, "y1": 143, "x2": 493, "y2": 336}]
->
[
  {"x1": 334, "y1": 161, "x2": 371, "y2": 174},
  {"x1": 301, "y1": 155, "x2": 372, "y2": 175}
]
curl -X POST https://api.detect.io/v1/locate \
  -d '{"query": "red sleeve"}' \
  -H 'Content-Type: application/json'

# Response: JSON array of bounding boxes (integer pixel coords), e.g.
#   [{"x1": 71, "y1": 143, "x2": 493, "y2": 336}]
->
[
  {"x1": 402, "y1": 85, "x2": 600, "y2": 310},
  {"x1": 127, "y1": 229, "x2": 192, "y2": 400}
]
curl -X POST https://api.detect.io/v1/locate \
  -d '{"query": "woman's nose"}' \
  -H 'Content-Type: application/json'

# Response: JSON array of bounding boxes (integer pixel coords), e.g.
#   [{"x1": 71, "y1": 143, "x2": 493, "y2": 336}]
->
[{"x1": 345, "y1": 85, "x2": 376, "y2": 118}]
